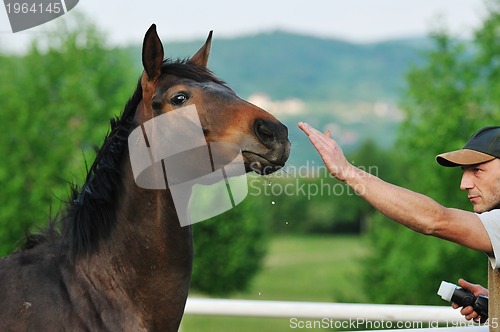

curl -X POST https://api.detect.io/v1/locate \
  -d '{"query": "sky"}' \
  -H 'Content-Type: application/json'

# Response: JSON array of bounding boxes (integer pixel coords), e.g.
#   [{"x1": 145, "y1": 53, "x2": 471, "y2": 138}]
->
[{"x1": 0, "y1": 0, "x2": 488, "y2": 52}]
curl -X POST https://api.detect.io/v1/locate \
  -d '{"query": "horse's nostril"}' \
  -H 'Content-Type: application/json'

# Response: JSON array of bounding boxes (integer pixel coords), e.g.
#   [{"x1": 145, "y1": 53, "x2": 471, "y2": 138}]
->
[
  {"x1": 254, "y1": 119, "x2": 280, "y2": 148},
  {"x1": 258, "y1": 122, "x2": 273, "y2": 137},
  {"x1": 254, "y1": 119, "x2": 276, "y2": 146}
]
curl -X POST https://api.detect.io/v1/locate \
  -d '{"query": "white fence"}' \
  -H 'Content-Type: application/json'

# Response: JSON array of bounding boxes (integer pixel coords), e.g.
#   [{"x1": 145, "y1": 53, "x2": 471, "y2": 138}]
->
[{"x1": 184, "y1": 298, "x2": 489, "y2": 331}]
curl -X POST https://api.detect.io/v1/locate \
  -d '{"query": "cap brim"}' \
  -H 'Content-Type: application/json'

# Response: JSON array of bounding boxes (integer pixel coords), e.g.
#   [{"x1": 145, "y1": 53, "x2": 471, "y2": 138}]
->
[{"x1": 436, "y1": 149, "x2": 495, "y2": 167}]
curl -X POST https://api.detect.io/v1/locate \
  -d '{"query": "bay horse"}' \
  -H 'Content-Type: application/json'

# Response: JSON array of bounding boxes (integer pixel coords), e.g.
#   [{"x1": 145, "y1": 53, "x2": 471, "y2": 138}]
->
[{"x1": 0, "y1": 24, "x2": 290, "y2": 331}]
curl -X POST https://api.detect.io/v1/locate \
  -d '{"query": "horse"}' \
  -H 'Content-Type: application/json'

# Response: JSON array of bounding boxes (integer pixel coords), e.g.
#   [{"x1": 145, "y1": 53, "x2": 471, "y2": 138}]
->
[{"x1": 0, "y1": 24, "x2": 290, "y2": 331}]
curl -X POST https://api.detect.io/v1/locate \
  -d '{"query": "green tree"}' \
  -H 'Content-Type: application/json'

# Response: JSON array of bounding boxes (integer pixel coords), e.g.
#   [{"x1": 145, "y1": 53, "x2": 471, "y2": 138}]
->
[
  {"x1": 0, "y1": 15, "x2": 136, "y2": 256},
  {"x1": 364, "y1": 1, "x2": 500, "y2": 305}
]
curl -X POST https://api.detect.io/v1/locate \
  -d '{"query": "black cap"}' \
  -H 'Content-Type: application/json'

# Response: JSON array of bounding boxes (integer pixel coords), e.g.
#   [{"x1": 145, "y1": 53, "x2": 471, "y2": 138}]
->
[{"x1": 436, "y1": 126, "x2": 500, "y2": 167}]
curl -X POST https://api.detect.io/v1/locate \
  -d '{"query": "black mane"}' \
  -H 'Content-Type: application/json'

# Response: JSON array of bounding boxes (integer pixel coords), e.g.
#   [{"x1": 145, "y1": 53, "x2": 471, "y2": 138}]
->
[
  {"x1": 23, "y1": 59, "x2": 224, "y2": 258},
  {"x1": 161, "y1": 60, "x2": 226, "y2": 86}
]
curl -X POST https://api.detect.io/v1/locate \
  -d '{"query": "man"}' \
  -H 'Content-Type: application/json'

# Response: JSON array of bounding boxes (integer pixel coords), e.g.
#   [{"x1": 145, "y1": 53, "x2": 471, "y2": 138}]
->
[{"x1": 298, "y1": 123, "x2": 500, "y2": 322}]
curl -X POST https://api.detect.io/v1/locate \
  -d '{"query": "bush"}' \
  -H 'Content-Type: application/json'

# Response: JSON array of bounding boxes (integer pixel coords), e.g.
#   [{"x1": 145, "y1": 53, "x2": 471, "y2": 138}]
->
[{"x1": 190, "y1": 195, "x2": 269, "y2": 295}]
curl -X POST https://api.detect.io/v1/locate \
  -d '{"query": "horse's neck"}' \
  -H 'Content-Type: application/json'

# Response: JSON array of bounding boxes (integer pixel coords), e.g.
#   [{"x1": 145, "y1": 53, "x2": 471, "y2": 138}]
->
[{"x1": 80, "y1": 158, "x2": 193, "y2": 330}]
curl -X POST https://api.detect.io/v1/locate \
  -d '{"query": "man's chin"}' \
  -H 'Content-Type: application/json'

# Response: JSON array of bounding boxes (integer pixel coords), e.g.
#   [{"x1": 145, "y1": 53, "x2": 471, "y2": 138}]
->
[{"x1": 474, "y1": 204, "x2": 496, "y2": 214}]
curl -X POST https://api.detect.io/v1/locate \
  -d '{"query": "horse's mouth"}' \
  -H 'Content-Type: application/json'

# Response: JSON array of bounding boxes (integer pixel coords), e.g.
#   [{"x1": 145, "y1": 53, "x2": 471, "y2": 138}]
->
[{"x1": 242, "y1": 151, "x2": 285, "y2": 175}]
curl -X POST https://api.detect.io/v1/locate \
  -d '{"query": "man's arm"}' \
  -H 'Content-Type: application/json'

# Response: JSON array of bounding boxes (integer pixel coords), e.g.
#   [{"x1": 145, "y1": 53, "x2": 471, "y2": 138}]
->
[{"x1": 298, "y1": 122, "x2": 492, "y2": 253}]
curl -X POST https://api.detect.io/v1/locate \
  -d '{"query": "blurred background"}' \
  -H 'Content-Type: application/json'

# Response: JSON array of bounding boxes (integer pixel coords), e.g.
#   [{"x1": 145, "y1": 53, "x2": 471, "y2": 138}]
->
[{"x1": 1, "y1": 0, "x2": 500, "y2": 331}]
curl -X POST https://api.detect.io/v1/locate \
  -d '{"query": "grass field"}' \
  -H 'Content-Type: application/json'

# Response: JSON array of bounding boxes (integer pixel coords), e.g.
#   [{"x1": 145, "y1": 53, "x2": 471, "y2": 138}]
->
[{"x1": 180, "y1": 234, "x2": 369, "y2": 332}]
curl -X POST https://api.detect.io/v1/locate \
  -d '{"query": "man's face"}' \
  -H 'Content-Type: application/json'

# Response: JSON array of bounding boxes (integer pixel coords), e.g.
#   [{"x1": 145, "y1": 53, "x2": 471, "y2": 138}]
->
[{"x1": 460, "y1": 158, "x2": 500, "y2": 213}]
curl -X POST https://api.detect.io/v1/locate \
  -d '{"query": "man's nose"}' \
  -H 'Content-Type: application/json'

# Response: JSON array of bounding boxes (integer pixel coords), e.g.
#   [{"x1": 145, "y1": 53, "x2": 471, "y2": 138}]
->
[{"x1": 460, "y1": 170, "x2": 474, "y2": 191}]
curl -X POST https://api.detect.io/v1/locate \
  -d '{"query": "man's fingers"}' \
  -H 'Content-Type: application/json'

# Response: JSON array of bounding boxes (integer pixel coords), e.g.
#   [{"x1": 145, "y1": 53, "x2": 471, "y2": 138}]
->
[
  {"x1": 466, "y1": 312, "x2": 478, "y2": 321},
  {"x1": 457, "y1": 278, "x2": 488, "y2": 297},
  {"x1": 460, "y1": 306, "x2": 474, "y2": 316},
  {"x1": 311, "y1": 135, "x2": 337, "y2": 156},
  {"x1": 299, "y1": 122, "x2": 331, "y2": 140},
  {"x1": 458, "y1": 279, "x2": 473, "y2": 289},
  {"x1": 459, "y1": 305, "x2": 481, "y2": 321},
  {"x1": 299, "y1": 124, "x2": 336, "y2": 151},
  {"x1": 298, "y1": 122, "x2": 320, "y2": 136}
]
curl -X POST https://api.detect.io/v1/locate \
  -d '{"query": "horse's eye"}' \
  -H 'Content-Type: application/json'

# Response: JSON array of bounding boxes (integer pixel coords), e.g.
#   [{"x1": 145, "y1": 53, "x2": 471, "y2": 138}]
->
[{"x1": 170, "y1": 93, "x2": 188, "y2": 106}]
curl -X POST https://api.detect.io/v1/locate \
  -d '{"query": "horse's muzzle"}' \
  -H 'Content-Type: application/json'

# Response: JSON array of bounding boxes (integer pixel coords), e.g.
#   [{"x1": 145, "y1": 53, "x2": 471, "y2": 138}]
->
[{"x1": 244, "y1": 119, "x2": 290, "y2": 175}]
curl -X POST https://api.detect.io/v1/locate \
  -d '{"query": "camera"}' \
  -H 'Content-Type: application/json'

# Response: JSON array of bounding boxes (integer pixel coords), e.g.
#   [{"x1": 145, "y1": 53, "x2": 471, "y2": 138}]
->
[{"x1": 437, "y1": 281, "x2": 488, "y2": 321}]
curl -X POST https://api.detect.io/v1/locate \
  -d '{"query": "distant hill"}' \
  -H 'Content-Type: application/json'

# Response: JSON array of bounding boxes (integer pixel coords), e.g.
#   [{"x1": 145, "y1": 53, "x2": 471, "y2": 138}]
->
[{"x1": 124, "y1": 30, "x2": 429, "y2": 103}]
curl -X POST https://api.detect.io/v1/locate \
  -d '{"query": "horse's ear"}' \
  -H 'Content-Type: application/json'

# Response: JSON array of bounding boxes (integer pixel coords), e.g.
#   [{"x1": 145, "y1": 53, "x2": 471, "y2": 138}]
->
[
  {"x1": 189, "y1": 31, "x2": 213, "y2": 68},
  {"x1": 142, "y1": 24, "x2": 164, "y2": 81}
]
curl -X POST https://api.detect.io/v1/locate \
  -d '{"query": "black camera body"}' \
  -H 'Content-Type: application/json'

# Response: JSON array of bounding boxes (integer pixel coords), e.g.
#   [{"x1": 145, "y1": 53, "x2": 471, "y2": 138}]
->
[{"x1": 437, "y1": 281, "x2": 488, "y2": 320}]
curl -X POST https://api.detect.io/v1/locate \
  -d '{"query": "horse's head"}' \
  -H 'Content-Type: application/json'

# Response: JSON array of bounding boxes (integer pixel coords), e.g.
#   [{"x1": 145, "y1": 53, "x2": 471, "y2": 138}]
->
[{"x1": 134, "y1": 24, "x2": 290, "y2": 175}]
